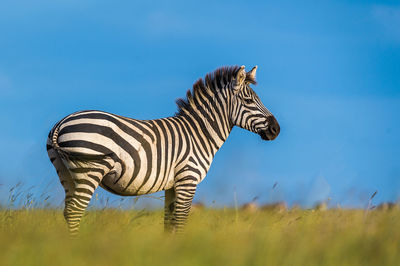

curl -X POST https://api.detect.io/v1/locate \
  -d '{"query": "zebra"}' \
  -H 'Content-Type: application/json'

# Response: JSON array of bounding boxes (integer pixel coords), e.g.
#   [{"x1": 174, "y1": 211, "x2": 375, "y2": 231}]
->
[{"x1": 46, "y1": 65, "x2": 280, "y2": 234}]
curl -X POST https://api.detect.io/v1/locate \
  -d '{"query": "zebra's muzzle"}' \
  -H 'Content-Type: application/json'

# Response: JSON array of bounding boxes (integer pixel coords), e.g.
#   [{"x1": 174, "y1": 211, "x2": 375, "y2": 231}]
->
[{"x1": 258, "y1": 118, "x2": 280, "y2": 141}]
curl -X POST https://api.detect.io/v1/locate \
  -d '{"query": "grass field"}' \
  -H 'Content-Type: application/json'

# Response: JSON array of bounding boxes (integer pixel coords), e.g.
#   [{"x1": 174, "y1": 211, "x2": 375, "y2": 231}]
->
[{"x1": 0, "y1": 207, "x2": 399, "y2": 266}]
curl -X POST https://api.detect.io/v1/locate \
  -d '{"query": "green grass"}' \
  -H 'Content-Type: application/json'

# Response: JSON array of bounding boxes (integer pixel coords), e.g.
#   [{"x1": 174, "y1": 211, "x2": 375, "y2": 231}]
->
[{"x1": 0, "y1": 208, "x2": 399, "y2": 266}]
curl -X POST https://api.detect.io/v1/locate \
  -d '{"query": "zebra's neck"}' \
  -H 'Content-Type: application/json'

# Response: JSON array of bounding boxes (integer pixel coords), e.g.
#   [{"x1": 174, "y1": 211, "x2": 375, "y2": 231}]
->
[{"x1": 176, "y1": 94, "x2": 233, "y2": 158}]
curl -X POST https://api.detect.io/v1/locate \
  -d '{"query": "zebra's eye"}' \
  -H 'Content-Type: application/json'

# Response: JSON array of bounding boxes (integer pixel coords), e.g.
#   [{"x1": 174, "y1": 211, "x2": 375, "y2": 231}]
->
[{"x1": 243, "y1": 98, "x2": 253, "y2": 104}]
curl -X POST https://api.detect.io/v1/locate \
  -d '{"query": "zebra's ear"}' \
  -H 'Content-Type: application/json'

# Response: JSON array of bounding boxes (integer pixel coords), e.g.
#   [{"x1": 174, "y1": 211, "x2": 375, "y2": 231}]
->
[
  {"x1": 235, "y1": 65, "x2": 246, "y2": 87},
  {"x1": 246, "y1": 66, "x2": 257, "y2": 83}
]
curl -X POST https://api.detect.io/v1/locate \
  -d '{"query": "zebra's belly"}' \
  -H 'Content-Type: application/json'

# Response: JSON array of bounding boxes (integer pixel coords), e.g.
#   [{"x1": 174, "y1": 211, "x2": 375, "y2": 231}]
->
[{"x1": 99, "y1": 166, "x2": 175, "y2": 196}]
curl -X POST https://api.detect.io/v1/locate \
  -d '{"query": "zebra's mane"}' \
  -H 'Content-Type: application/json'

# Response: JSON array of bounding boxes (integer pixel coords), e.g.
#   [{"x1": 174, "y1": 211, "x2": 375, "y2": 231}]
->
[{"x1": 175, "y1": 65, "x2": 256, "y2": 115}]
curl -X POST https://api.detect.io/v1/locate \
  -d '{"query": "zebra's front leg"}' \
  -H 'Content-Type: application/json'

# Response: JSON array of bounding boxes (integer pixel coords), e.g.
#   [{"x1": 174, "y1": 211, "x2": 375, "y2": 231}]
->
[
  {"x1": 171, "y1": 183, "x2": 197, "y2": 233},
  {"x1": 164, "y1": 188, "x2": 176, "y2": 232}
]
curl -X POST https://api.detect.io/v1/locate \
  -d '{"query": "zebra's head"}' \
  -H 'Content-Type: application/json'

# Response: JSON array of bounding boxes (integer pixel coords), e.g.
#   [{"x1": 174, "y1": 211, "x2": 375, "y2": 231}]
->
[{"x1": 230, "y1": 66, "x2": 280, "y2": 141}]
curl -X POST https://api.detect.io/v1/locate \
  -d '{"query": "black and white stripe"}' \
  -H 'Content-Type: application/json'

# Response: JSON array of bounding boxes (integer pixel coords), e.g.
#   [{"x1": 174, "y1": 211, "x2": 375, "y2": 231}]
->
[{"x1": 46, "y1": 65, "x2": 280, "y2": 234}]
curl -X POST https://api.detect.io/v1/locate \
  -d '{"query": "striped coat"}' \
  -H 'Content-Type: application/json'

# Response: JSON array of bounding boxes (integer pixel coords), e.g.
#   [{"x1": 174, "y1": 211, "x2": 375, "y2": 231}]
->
[{"x1": 47, "y1": 65, "x2": 280, "y2": 234}]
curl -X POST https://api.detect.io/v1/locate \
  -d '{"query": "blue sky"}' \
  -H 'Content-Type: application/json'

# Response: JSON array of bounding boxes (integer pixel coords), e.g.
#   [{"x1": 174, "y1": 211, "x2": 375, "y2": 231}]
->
[{"x1": 0, "y1": 0, "x2": 399, "y2": 208}]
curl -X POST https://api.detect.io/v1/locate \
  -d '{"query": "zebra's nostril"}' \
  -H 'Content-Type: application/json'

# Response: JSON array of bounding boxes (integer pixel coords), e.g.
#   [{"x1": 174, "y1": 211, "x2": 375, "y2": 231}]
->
[
  {"x1": 265, "y1": 116, "x2": 280, "y2": 138},
  {"x1": 270, "y1": 125, "x2": 277, "y2": 134},
  {"x1": 269, "y1": 122, "x2": 280, "y2": 137},
  {"x1": 271, "y1": 125, "x2": 278, "y2": 134}
]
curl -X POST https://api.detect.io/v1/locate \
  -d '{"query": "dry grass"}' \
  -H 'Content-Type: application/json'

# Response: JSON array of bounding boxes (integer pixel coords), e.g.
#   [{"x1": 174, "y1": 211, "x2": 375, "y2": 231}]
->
[{"x1": 0, "y1": 207, "x2": 399, "y2": 266}]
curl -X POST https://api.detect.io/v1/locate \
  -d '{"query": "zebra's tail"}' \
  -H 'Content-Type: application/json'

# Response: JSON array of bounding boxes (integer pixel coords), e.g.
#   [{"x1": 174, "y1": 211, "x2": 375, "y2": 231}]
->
[
  {"x1": 46, "y1": 123, "x2": 69, "y2": 171},
  {"x1": 50, "y1": 125, "x2": 61, "y2": 150},
  {"x1": 47, "y1": 123, "x2": 114, "y2": 163},
  {"x1": 47, "y1": 123, "x2": 72, "y2": 162}
]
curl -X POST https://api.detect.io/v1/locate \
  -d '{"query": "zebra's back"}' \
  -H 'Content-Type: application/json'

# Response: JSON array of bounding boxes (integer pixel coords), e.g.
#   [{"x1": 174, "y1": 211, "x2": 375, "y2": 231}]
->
[{"x1": 47, "y1": 110, "x2": 190, "y2": 196}]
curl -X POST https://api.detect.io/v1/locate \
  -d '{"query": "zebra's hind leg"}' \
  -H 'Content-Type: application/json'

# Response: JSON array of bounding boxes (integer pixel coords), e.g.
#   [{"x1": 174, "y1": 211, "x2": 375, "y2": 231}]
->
[{"x1": 62, "y1": 157, "x2": 114, "y2": 236}]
